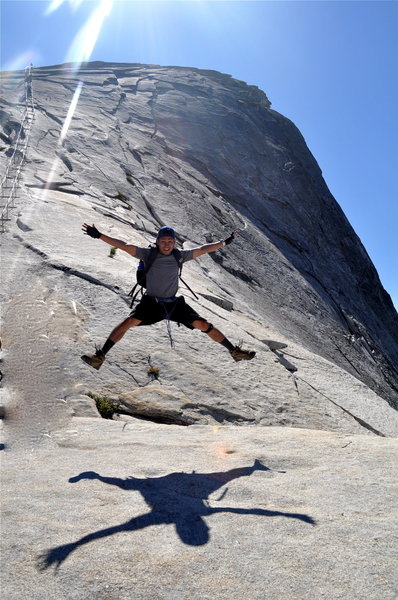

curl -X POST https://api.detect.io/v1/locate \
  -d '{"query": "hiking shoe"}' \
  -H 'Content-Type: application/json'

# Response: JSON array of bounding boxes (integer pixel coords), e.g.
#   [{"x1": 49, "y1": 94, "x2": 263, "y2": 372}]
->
[
  {"x1": 81, "y1": 348, "x2": 105, "y2": 370},
  {"x1": 230, "y1": 346, "x2": 256, "y2": 362}
]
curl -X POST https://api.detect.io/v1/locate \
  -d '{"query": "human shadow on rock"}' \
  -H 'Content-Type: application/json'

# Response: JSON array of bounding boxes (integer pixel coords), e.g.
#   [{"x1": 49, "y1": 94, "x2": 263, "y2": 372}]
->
[{"x1": 37, "y1": 459, "x2": 315, "y2": 572}]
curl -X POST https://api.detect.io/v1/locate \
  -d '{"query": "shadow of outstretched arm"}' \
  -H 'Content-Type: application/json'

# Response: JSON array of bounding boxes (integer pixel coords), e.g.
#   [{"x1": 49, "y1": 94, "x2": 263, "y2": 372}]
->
[
  {"x1": 210, "y1": 506, "x2": 316, "y2": 525},
  {"x1": 36, "y1": 511, "x2": 162, "y2": 573},
  {"x1": 69, "y1": 471, "x2": 131, "y2": 489}
]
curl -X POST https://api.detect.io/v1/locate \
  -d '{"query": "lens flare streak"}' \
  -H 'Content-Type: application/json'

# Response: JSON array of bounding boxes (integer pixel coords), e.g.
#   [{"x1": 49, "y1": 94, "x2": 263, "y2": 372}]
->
[
  {"x1": 65, "y1": 0, "x2": 113, "y2": 69},
  {"x1": 59, "y1": 80, "x2": 83, "y2": 144},
  {"x1": 41, "y1": 1, "x2": 113, "y2": 196},
  {"x1": 45, "y1": 0, "x2": 85, "y2": 17}
]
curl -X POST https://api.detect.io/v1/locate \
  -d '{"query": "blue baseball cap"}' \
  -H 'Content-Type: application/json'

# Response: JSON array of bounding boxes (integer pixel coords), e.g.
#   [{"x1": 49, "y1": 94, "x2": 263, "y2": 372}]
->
[{"x1": 156, "y1": 226, "x2": 176, "y2": 239}]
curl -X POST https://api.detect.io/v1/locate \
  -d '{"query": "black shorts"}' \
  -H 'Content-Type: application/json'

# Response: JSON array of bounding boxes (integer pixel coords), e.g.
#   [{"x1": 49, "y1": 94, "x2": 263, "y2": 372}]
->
[{"x1": 130, "y1": 295, "x2": 206, "y2": 329}]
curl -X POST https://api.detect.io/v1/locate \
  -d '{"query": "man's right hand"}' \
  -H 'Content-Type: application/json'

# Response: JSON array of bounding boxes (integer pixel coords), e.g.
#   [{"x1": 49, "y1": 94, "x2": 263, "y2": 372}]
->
[
  {"x1": 82, "y1": 223, "x2": 101, "y2": 239},
  {"x1": 224, "y1": 231, "x2": 235, "y2": 246}
]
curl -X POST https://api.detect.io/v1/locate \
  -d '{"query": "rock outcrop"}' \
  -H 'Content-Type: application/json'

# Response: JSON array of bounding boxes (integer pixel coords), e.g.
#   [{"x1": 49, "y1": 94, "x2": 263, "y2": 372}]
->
[
  {"x1": 1, "y1": 62, "x2": 397, "y2": 438},
  {"x1": 1, "y1": 60, "x2": 398, "y2": 600}
]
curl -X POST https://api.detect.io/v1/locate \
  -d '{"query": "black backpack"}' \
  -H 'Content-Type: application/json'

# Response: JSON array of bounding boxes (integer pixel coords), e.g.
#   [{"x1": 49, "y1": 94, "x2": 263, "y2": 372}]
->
[{"x1": 128, "y1": 246, "x2": 198, "y2": 307}]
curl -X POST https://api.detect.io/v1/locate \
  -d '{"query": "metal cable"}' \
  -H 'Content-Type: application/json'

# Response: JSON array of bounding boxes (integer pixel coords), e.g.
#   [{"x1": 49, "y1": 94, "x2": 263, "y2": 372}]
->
[{"x1": 1, "y1": 65, "x2": 35, "y2": 232}]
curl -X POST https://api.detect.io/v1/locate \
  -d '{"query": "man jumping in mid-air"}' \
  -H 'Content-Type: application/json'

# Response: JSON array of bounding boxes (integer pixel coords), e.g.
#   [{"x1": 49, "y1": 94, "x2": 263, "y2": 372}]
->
[{"x1": 81, "y1": 223, "x2": 255, "y2": 370}]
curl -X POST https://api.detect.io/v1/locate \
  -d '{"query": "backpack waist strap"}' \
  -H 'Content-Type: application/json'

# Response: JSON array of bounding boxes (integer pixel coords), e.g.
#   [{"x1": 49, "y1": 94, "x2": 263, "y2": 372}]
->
[{"x1": 148, "y1": 295, "x2": 178, "y2": 303}]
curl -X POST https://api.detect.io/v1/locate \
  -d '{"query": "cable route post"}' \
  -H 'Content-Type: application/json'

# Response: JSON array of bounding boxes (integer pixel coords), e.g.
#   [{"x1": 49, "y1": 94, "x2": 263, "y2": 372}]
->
[{"x1": 1, "y1": 64, "x2": 35, "y2": 233}]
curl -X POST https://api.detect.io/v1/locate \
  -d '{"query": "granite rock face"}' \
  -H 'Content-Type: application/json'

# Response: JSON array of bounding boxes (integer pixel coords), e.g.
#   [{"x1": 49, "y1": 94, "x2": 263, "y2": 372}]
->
[
  {"x1": 1, "y1": 61, "x2": 398, "y2": 600},
  {"x1": 1, "y1": 61, "x2": 398, "y2": 440},
  {"x1": 2, "y1": 421, "x2": 397, "y2": 600}
]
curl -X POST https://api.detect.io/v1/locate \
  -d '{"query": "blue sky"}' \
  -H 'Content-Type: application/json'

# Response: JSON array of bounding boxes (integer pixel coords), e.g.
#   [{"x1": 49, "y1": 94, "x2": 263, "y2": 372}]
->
[{"x1": 1, "y1": 0, "x2": 397, "y2": 308}]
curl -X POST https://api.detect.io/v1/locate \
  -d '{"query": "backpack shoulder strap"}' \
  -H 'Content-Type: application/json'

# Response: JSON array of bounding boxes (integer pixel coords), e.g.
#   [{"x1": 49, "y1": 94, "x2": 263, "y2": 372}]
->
[
  {"x1": 172, "y1": 248, "x2": 199, "y2": 299},
  {"x1": 144, "y1": 245, "x2": 158, "y2": 272},
  {"x1": 128, "y1": 246, "x2": 158, "y2": 307},
  {"x1": 172, "y1": 248, "x2": 183, "y2": 269}
]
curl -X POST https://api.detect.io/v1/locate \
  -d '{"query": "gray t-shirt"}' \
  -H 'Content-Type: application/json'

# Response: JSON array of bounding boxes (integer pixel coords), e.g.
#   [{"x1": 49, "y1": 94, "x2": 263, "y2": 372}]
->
[{"x1": 135, "y1": 247, "x2": 194, "y2": 298}]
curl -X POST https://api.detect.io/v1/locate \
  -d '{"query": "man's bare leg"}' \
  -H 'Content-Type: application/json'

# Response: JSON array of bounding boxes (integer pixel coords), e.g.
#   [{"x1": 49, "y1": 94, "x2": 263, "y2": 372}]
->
[
  {"x1": 81, "y1": 317, "x2": 142, "y2": 370},
  {"x1": 108, "y1": 317, "x2": 142, "y2": 343},
  {"x1": 191, "y1": 319, "x2": 255, "y2": 361}
]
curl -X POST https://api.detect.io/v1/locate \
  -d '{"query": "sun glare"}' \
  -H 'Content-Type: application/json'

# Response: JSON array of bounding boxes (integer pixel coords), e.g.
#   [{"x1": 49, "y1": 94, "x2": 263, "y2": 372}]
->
[
  {"x1": 3, "y1": 50, "x2": 37, "y2": 74},
  {"x1": 45, "y1": 0, "x2": 85, "y2": 17},
  {"x1": 41, "y1": 78, "x2": 84, "y2": 198},
  {"x1": 39, "y1": 1, "x2": 113, "y2": 198},
  {"x1": 59, "y1": 80, "x2": 84, "y2": 144},
  {"x1": 44, "y1": 0, "x2": 114, "y2": 71},
  {"x1": 64, "y1": 0, "x2": 113, "y2": 69}
]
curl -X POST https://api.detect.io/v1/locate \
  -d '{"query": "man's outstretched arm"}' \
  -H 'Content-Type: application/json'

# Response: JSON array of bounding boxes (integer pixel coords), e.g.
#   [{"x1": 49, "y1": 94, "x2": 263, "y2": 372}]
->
[
  {"x1": 192, "y1": 232, "x2": 235, "y2": 259},
  {"x1": 82, "y1": 223, "x2": 138, "y2": 257}
]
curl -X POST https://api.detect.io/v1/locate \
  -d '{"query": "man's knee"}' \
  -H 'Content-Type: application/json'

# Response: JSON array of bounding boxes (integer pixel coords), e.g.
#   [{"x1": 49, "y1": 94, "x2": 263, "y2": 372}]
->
[
  {"x1": 202, "y1": 323, "x2": 214, "y2": 334},
  {"x1": 192, "y1": 320, "x2": 213, "y2": 333},
  {"x1": 126, "y1": 317, "x2": 141, "y2": 328},
  {"x1": 119, "y1": 317, "x2": 141, "y2": 332}
]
